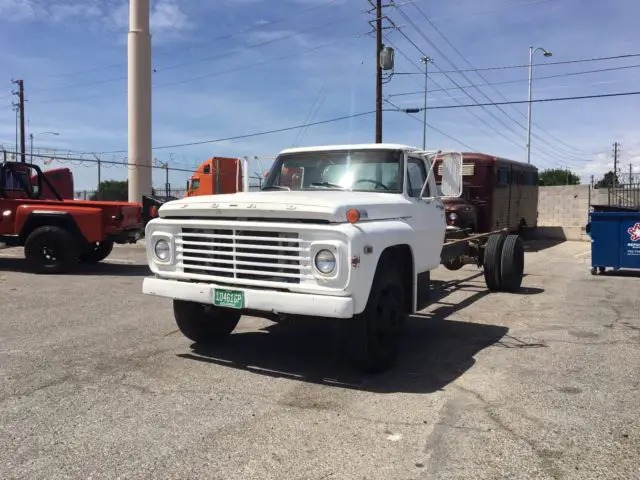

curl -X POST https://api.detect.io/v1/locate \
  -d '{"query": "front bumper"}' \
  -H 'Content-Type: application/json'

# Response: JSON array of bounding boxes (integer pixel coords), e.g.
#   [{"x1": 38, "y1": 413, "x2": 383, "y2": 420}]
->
[{"x1": 142, "y1": 277, "x2": 355, "y2": 319}]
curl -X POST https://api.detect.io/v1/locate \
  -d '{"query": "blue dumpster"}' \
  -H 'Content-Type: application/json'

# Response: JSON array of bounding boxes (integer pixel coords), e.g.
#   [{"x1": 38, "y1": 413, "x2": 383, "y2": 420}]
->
[{"x1": 587, "y1": 211, "x2": 640, "y2": 274}]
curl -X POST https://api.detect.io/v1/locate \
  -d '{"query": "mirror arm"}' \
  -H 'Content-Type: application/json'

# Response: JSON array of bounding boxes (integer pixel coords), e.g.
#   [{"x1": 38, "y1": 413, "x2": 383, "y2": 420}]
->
[{"x1": 418, "y1": 152, "x2": 437, "y2": 198}]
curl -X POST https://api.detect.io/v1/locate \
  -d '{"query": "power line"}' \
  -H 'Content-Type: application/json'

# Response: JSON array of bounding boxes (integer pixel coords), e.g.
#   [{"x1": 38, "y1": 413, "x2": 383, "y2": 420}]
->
[
  {"x1": 391, "y1": 6, "x2": 530, "y2": 148},
  {"x1": 44, "y1": 0, "x2": 344, "y2": 80},
  {"x1": 398, "y1": 1, "x2": 602, "y2": 162},
  {"x1": 34, "y1": 34, "x2": 365, "y2": 105},
  {"x1": 385, "y1": 37, "x2": 527, "y2": 152},
  {"x1": 93, "y1": 89, "x2": 636, "y2": 155},
  {"x1": 398, "y1": 90, "x2": 640, "y2": 110},
  {"x1": 28, "y1": 10, "x2": 362, "y2": 95},
  {"x1": 392, "y1": 52, "x2": 640, "y2": 74},
  {"x1": 384, "y1": 98, "x2": 480, "y2": 152},
  {"x1": 99, "y1": 110, "x2": 383, "y2": 153},
  {"x1": 404, "y1": 1, "x2": 595, "y2": 160},
  {"x1": 388, "y1": 64, "x2": 640, "y2": 98}
]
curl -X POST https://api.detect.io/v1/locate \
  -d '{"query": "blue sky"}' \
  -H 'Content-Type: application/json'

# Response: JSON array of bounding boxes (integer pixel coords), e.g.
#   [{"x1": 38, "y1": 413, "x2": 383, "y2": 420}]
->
[{"x1": 1, "y1": 0, "x2": 639, "y2": 190}]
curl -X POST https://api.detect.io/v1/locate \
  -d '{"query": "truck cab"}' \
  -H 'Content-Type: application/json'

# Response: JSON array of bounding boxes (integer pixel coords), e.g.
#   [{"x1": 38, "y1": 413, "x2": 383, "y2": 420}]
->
[
  {"x1": 185, "y1": 157, "x2": 242, "y2": 197},
  {"x1": 143, "y1": 144, "x2": 466, "y2": 371}
]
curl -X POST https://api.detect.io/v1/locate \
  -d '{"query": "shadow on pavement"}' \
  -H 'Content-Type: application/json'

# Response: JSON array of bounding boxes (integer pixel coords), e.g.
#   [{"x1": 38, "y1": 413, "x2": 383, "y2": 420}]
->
[
  {"x1": 522, "y1": 238, "x2": 566, "y2": 252},
  {"x1": 0, "y1": 257, "x2": 151, "y2": 277},
  {"x1": 596, "y1": 269, "x2": 640, "y2": 278},
  {"x1": 178, "y1": 272, "x2": 544, "y2": 394}
]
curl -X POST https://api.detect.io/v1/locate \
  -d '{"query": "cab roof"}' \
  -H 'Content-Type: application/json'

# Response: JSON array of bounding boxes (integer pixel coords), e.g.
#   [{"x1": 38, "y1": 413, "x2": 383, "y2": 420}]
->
[{"x1": 279, "y1": 143, "x2": 437, "y2": 155}]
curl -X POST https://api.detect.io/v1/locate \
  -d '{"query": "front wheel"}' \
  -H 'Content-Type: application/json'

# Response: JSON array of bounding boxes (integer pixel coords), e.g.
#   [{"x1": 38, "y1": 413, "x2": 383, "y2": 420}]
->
[
  {"x1": 79, "y1": 240, "x2": 114, "y2": 263},
  {"x1": 173, "y1": 300, "x2": 241, "y2": 344},
  {"x1": 341, "y1": 266, "x2": 407, "y2": 373}
]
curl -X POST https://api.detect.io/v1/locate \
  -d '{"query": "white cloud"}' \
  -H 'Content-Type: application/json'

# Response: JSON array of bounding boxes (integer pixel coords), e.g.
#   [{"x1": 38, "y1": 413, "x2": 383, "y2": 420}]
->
[
  {"x1": 0, "y1": 0, "x2": 35, "y2": 21},
  {"x1": 49, "y1": 2, "x2": 101, "y2": 22},
  {"x1": 108, "y1": 0, "x2": 193, "y2": 43}
]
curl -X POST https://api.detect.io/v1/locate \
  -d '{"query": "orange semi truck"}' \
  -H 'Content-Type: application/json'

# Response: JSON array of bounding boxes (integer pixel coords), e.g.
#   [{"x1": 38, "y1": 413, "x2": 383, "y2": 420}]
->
[{"x1": 184, "y1": 157, "x2": 245, "y2": 197}]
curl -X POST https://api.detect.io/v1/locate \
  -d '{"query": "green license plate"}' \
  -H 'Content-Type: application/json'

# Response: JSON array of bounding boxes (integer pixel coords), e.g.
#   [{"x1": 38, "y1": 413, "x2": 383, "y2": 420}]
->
[{"x1": 213, "y1": 288, "x2": 245, "y2": 309}]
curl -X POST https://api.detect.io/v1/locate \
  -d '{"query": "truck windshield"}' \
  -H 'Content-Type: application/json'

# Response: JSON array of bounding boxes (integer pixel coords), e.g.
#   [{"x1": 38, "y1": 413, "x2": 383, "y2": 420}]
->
[{"x1": 262, "y1": 149, "x2": 403, "y2": 193}]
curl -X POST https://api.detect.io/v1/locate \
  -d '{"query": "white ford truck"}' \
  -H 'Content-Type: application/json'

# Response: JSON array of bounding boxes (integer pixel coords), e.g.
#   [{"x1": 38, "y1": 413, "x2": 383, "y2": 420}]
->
[{"x1": 142, "y1": 143, "x2": 524, "y2": 372}]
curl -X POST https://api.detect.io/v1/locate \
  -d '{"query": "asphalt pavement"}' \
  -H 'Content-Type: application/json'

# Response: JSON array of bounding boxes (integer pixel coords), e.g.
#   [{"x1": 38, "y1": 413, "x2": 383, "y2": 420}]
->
[{"x1": 0, "y1": 240, "x2": 638, "y2": 480}]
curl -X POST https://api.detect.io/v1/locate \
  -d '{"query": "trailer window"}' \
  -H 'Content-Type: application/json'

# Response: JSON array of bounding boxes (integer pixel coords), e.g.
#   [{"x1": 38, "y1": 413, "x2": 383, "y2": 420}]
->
[{"x1": 497, "y1": 168, "x2": 509, "y2": 186}]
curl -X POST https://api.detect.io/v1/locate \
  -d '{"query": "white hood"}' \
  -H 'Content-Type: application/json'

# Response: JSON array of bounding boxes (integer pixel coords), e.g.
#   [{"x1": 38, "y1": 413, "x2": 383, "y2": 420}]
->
[{"x1": 158, "y1": 190, "x2": 413, "y2": 223}]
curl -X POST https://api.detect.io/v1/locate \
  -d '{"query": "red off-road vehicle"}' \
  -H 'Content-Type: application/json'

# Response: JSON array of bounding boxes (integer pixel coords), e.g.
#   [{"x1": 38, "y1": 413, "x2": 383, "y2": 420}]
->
[{"x1": 0, "y1": 162, "x2": 143, "y2": 273}]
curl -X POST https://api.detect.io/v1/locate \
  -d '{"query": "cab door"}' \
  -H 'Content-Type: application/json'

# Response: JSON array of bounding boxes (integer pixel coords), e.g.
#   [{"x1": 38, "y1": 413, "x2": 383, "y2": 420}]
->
[{"x1": 406, "y1": 155, "x2": 446, "y2": 273}]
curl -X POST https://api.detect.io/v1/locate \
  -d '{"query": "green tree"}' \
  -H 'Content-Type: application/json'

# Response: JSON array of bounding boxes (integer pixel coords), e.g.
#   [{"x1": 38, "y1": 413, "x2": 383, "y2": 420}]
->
[
  {"x1": 594, "y1": 171, "x2": 620, "y2": 189},
  {"x1": 91, "y1": 180, "x2": 156, "y2": 201},
  {"x1": 538, "y1": 168, "x2": 580, "y2": 186}
]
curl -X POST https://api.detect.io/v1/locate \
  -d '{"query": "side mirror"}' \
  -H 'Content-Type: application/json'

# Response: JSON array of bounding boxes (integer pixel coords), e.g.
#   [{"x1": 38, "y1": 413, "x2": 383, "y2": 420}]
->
[{"x1": 438, "y1": 151, "x2": 463, "y2": 198}]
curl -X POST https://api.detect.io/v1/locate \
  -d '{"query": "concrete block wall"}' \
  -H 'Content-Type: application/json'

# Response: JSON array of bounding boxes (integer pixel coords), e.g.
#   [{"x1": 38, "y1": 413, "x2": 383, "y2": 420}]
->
[{"x1": 536, "y1": 185, "x2": 592, "y2": 241}]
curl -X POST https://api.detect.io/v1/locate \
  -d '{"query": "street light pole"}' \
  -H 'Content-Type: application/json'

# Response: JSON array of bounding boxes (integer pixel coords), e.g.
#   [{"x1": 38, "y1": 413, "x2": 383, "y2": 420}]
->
[
  {"x1": 526, "y1": 45, "x2": 552, "y2": 164},
  {"x1": 420, "y1": 56, "x2": 431, "y2": 150},
  {"x1": 30, "y1": 131, "x2": 59, "y2": 164}
]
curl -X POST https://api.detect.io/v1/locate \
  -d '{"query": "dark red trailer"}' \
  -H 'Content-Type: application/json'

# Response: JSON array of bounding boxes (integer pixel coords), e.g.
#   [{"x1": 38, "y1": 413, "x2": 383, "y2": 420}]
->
[{"x1": 434, "y1": 152, "x2": 539, "y2": 234}]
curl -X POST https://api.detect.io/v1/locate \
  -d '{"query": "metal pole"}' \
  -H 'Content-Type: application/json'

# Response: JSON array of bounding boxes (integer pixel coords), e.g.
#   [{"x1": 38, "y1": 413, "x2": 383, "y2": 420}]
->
[
  {"x1": 165, "y1": 164, "x2": 169, "y2": 197},
  {"x1": 29, "y1": 133, "x2": 33, "y2": 164},
  {"x1": 127, "y1": 0, "x2": 153, "y2": 202},
  {"x1": 421, "y1": 56, "x2": 430, "y2": 150},
  {"x1": 375, "y1": 0, "x2": 383, "y2": 143},
  {"x1": 526, "y1": 46, "x2": 533, "y2": 164}
]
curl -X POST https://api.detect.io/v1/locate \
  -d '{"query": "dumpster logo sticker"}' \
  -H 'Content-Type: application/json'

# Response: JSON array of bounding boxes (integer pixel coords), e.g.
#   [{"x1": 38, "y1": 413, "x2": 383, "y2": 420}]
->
[{"x1": 629, "y1": 223, "x2": 640, "y2": 242}]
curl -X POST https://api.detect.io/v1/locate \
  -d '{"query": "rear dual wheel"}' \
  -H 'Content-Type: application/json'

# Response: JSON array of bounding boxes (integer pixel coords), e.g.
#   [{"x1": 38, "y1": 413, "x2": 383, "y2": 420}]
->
[{"x1": 483, "y1": 233, "x2": 525, "y2": 292}]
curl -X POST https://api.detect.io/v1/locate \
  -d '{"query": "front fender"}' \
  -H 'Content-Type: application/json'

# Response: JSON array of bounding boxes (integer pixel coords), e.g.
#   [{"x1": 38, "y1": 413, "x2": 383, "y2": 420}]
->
[
  {"x1": 16, "y1": 204, "x2": 104, "y2": 243},
  {"x1": 347, "y1": 219, "x2": 416, "y2": 315}
]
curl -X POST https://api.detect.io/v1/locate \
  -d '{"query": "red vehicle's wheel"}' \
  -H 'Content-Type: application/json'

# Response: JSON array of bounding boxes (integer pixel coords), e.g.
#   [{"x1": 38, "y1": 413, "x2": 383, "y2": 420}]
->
[{"x1": 24, "y1": 226, "x2": 79, "y2": 274}]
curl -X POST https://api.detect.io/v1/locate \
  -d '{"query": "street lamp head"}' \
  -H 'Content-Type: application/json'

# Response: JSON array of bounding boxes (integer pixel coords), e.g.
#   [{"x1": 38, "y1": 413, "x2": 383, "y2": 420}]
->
[{"x1": 542, "y1": 49, "x2": 553, "y2": 57}]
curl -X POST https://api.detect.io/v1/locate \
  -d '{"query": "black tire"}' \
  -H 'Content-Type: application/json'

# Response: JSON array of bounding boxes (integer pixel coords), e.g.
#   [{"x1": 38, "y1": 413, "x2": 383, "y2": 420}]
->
[
  {"x1": 483, "y1": 234, "x2": 506, "y2": 291},
  {"x1": 79, "y1": 240, "x2": 114, "y2": 263},
  {"x1": 24, "y1": 225, "x2": 79, "y2": 274},
  {"x1": 500, "y1": 235, "x2": 525, "y2": 292},
  {"x1": 341, "y1": 264, "x2": 407, "y2": 374},
  {"x1": 443, "y1": 257, "x2": 464, "y2": 271},
  {"x1": 173, "y1": 300, "x2": 241, "y2": 344}
]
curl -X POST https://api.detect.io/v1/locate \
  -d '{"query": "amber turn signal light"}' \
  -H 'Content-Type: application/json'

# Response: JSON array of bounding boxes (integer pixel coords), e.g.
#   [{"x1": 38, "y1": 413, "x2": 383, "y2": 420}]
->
[{"x1": 346, "y1": 208, "x2": 360, "y2": 224}]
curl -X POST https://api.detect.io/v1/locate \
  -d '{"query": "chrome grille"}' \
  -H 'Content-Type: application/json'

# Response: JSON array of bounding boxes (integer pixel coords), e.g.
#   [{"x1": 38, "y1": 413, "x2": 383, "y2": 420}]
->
[{"x1": 177, "y1": 227, "x2": 310, "y2": 284}]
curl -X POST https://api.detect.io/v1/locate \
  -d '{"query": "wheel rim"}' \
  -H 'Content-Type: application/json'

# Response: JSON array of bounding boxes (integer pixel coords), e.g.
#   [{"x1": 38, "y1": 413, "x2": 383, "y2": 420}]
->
[
  {"x1": 373, "y1": 286, "x2": 403, "y2": 354},
  {"x1": 41, "y1": 243, "x2": 60, "y2": 264}
]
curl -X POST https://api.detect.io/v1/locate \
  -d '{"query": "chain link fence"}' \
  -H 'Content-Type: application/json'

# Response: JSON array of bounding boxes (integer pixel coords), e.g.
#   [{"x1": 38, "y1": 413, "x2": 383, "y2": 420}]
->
[{"x1": 1, "y1": 148, "x2": 265, "y2": 200}]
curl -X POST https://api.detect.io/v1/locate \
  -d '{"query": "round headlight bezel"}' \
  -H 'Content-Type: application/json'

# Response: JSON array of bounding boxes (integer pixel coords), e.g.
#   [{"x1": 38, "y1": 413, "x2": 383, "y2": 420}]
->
[
  {"x1": 153, "y1": 238, "x2": 171, "y2": 262},
  {"x1": 448, "y1": 212, "x2": 458, "y2": 221},
  {"x1": 314, "y1": 249, "x2": 336, "y2": 275}
]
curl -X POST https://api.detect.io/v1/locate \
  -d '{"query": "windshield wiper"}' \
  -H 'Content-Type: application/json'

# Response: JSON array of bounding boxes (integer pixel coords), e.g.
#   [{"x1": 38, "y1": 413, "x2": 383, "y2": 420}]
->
[
  {"x1": 310, "y1": 182, "x2": 346, "y2": 190},
  {"x1": 262, "y1": 185, "x2": 291, "y2": 191}
]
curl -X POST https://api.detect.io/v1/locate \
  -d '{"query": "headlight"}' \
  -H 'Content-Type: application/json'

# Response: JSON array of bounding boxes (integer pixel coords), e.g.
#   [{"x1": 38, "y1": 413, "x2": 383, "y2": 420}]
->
[
  {"x1": 448, "y1": 212, "x2": 458, "y2": 221},
  {"x1": 314, "y1": 249, "x2": 336, "y2": 274},
  {"x1": 153, "y1": 239, "x2": 171, "y2": 262}
]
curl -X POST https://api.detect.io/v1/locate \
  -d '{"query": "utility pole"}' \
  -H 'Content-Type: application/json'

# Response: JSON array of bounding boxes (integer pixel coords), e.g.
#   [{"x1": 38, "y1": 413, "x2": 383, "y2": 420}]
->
[
  {"x1": 375, "y1": 0, "x2": 383, "y2": 143},
  {"x1": 613, "y1": 141, "x2": 619, "y2": 185},
  {"x1": 11, "y1": 79, "x2": 26, "y2": 163}
]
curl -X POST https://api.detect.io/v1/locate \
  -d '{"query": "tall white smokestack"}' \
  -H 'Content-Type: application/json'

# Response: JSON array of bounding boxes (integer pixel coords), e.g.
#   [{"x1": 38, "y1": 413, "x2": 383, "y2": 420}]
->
[{"x1": 127, "y1": 0, "x2": 152, "y2": 202}]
